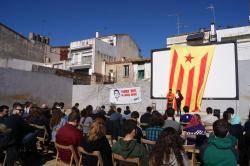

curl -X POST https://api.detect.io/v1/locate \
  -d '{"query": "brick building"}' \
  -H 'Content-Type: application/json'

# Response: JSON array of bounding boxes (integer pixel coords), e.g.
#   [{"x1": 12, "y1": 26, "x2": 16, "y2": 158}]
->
[{"x1": 0, "y1": 22, "x2": 60, "y2": 65}]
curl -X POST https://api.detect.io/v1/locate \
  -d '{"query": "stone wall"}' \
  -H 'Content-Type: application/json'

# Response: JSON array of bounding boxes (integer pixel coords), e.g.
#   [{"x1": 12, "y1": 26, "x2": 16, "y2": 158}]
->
[{"x1": 0, "y1": 67, "x2": 73, "y2": 108}]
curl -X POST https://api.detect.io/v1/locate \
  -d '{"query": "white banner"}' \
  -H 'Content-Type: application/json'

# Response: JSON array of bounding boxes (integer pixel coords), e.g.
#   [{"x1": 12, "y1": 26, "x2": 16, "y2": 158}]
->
[{"x1": 109, "y1": 87, "x2": 142, "y2": 105}]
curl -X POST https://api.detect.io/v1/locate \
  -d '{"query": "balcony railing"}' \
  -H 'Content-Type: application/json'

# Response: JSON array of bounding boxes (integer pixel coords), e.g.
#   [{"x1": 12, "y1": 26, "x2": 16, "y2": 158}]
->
[{"x1": 67, "y1": 56, "x2": 92, "y2": 67}]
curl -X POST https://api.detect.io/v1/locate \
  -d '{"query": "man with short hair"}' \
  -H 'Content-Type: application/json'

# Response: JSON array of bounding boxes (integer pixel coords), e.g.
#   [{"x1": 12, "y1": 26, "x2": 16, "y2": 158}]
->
[
  {"x1": 227, "y1": 107, "x2": 241, "y2": 125},
  {"x1": 200, "y1": 119, "x2": 237, "y2": 166},
  {"x1": 180, "y1": 106, "x2": 193, "y2": 124},
  {"x1": 140, "y1": 106, "x2": 153, "y2": 124},
  {"x1": 202, "y1": 107, "x2": 218, "y2": 124},
  {"x1": 2, "y1": 102, "x2": 34, "y2": 144},
  {"x1": 123, "y1": 106, "x2": 131, "y2": 120},
  {"x1": 112, "y1": 120, "x2": 149, "y2": 166},
  {"x1": 56, "y1": 111, "x2": 83, "y2": 164},
  {"x1": 0, "y1": 105, "x2": 9, "y2": 119}
]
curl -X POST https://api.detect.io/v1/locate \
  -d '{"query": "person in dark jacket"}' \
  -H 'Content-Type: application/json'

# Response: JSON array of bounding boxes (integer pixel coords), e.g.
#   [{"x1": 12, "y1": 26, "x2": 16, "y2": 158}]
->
[
  {"x1": 140, "y1": 106, "x2": 152, "y2": 124},
  {"x1": 81, "y1": 118, "x2": 113, "y2": 166},
  {"x1": 2, "y1": 103, "x2": 34, "y2": 145},
  {"x1": 200, "y1": 119, "x2": 237, "y2": 166},
  {"x1": 112, "y1": 119, "x2": 149, "y2": 166},
  {"x1": 238, "y1": 130, "x2": 250, "y2": 166},
  {"x1": 243, "y1": 110, "x2": 250, "y2": 132},
  {"x1": 180, "y1": 106, "x2": 193, "y2": 125},
  {"x1": 175, "y1": 90, "x2": 183, "y2": 116},
  {"x1": 130, "y1": 111, "x2": 143, "y2": 143},
  {"x1": 0, "y1": 124, "x2": 17, "y2": 166}
]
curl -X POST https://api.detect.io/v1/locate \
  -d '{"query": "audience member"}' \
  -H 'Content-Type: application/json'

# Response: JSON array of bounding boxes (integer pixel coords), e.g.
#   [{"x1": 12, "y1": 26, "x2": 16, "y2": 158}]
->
[
  {"x1": 180, "y1": 106, "x2": 193, "y2": 124},
  {"x1": 229, "y1": 118, "x2": 244, "y2": 140},
  {"x1": 200, "y1": 119, "x2": 237, "y2": 166},
  {"x1": 50, "y1": 108, "x2": 66, "y2": 142},
  {"x1": 26, "y1": 105, "x2": 49, "y2": 127},
  {"x1": 81, "y1": 107, "x2": 93, "y2": 135},
  {"x1": 225, "y1": 108, "x2": 243, "y2": 140},
  {"x1": 149, "y1": 127, "x2": 187, "y2": 166},
  {"x1": 112, "y1": 119, "x2": 149, "y2": 166},
  {"x1": 244, "y1": 110, "x2": 250, "y2": 132},
  {"x1": 0, "y1": 105, "x2": 9, "y2": 120},
  {"x1": 146, "y1": 114, "x2": 164, "y2": 141},
  {"x1": 3, "y1": 102, "x2": 34, "y2": 144},
  {"x1": 162, "y1": 108, "x2": 182, "y2": 135},
  {"x1": 222, "y1": 110, "x2": 231, "y2": 123},
  {"x1": 238, "y1": 119, "x2": 250, "y2": 165},
  {"x1": 0, "y1": 123, "x2": 16, "y2": 166},
  {"x1": 130, "y1": 111, "x2": 143, "y2": 143},
  {"x1": 123, "y1": 106, "x2": 131, "y2": 120},
  {"x1": 40, "y1": 104, "x2": 51, "y2": 120},
  {"x1": 72, "y1": 103, "x2": 80, "y2": 114},
  {"x1": 95, "y1": 105, "x2": 107, "y2": 118},
  {"x1": 52, "y1": 102, "x2": 60, "y2": 109},
  {"x1": 58, "y1": 102, "x2": 65, "y2": 111},
  {"x1": 23, "y1": 101, "x2": 32, "y2": 115},
  {"x1": 140, "y1": 106, "x2": 152, "y2": 124},
  {"x1": 227, "y1": 107, "x2": 241, "y2": 125},
  {"x1": 184, "y1": 114, "x2": 206, "y2": 146},
  {"x1": 202, "y1": 107, "x2": 218, "y2": 124},
  {"x1": 106, "y1": 107, "x2": 122, "y2": 140},
  {"x1": 56, "y1": 111, "x2": 83, "y2": 164},
  {"x1": 81, "y1": 118, "x2": 113, "y2": 166}
]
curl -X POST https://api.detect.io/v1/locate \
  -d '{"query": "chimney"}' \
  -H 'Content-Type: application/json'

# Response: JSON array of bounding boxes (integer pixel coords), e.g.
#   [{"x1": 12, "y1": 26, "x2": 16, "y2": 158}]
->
[
  {"x1": 209, "y1": 22, "x2": 217, "y2": 42},
  {"x1": 95, "y1": 31, "x2": 100, "y2": 38},
  {"x1": 29, "y1": 32, "x2": 35, "y2": 40}
]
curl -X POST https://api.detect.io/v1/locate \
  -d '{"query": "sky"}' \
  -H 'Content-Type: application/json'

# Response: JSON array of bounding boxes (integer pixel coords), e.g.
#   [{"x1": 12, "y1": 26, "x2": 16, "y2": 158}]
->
[{"x1": 0, "y1": 0, "x2": 249, "y2": 57}]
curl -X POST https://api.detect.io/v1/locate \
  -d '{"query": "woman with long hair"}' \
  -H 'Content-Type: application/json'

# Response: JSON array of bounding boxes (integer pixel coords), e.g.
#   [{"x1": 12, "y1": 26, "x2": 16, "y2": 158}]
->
[
  {"x1": 149, "y1": 127, "x2": 187, "y2": 166},
  {"x1": 81, "y1": 107, "x2": 93, "y2": 135},
  {"x1": 50, "y1": 108, "x2": 66, "y2": 142},
  {"x1": 80, "y1": 118, "x2": 113, "y2": 166}
]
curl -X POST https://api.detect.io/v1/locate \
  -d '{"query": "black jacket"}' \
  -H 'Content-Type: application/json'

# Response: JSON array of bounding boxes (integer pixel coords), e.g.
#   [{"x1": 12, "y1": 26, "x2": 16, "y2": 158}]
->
[{"x1": 81, "y1": 136, "x2": 113, "y2": 166}]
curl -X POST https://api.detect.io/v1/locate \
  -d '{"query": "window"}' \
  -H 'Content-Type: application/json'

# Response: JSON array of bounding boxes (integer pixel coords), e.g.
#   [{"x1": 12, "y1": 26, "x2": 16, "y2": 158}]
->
[
  {"x1": 138, "y1": 70, "x2": 145, "y2": 80},
  {"x1": 123, "y1": 65, "x2": 129, "y2": 77}
]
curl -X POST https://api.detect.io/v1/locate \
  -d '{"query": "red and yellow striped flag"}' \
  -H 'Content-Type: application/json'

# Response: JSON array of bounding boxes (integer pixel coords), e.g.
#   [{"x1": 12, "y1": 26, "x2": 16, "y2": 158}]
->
[{"x1": 168, "y1": 45, "x2": 215, "y2": 112}]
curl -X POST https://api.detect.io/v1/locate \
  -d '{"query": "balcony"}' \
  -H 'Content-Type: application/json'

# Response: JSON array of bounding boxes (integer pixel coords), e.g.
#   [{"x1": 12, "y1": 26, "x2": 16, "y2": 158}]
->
[{"x1": 66, "y1": 56, "x2": 92, "y2": 68}]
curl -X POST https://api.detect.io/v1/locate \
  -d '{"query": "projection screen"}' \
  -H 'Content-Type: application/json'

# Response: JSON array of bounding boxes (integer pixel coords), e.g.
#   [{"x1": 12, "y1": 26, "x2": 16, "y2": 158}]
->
[{"x1": 151, "y1": 42, "x2": 238, "y2": 99}]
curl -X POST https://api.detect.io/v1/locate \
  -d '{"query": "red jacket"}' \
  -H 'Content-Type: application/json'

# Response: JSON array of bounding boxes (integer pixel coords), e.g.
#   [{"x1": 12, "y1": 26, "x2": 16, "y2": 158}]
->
[{"x1": 56, "y1": 123, "x2": 83, "y2": 163}]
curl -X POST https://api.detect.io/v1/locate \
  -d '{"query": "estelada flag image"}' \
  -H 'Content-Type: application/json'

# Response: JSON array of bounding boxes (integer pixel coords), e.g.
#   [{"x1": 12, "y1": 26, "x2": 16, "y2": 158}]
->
[{"x1": 168, "y1": 45, "x2": 215, "y2": 112}]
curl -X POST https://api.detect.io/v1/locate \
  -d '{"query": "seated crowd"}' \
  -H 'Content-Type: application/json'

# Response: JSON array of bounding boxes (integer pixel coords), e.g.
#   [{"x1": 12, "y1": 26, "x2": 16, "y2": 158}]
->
[{"x1": 0, "y1": 101, "x2": 250, "y2": 166}]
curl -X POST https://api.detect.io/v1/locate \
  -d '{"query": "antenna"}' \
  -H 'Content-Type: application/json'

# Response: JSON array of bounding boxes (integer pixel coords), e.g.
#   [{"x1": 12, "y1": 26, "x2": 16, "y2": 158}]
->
[
  {"x1": 168, "y1": 13, "x2": 187, "y2": 35},
  {"x1": 249, "y1": 0, "x2": 250, "y2": 23},
  {"x1": 207, "y1": 4, "x2": 216, "y2": 24}
]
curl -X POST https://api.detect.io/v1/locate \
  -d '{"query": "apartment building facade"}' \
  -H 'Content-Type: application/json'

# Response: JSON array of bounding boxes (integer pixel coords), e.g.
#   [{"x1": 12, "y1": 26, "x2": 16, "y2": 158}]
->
[{"x1": 66, "y1": 34, "x2": 142, "y2": 76}]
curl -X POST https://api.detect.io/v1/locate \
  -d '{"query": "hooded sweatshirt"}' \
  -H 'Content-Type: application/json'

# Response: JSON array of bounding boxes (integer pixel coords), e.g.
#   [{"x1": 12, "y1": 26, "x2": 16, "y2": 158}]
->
[
  {"x1": 201, "y1": 135, "x2": 237, "y2": 166},
  {"x1": 112, "y1": 139, "x2": 149, "y2": 166}
]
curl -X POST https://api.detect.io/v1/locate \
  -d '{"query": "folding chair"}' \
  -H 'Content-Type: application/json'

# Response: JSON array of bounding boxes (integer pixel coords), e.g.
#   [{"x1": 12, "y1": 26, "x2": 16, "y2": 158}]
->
[
  {"x1": 183, "y1": 145, "x2": 200, "y2": 166},
  {"x1": 1, "y1": 150, "x2": 7, "y2": 166},
  {"x1": 55, "y1": 142, "x2": 78, "y2": 166},
  {"x1": 29, "y1": 124, "x2": 48, "y2": 144},
  {"x1": 106, "y1": 135, "x2": 114, "y2": 147},
  {"x1": 77, "y1": 146, "x2": 103, "y2": 166},
  {"x1": 112, "y1": 153, "x2": 140, "y2": 166}
]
